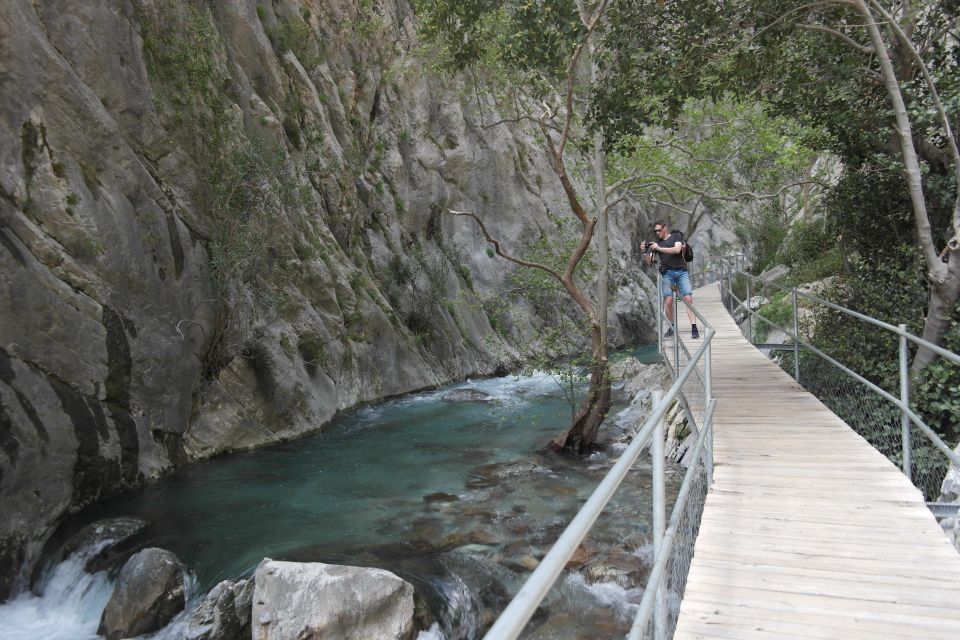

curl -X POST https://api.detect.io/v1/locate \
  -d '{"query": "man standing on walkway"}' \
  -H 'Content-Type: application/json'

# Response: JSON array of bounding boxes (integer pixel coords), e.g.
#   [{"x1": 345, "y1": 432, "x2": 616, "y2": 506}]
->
[{"x1": 646, "y1": 222, "x2": 699, "y2": 339}]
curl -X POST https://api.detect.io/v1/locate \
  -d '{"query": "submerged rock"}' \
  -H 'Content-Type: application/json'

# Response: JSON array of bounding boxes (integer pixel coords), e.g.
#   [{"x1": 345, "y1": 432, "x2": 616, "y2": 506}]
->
[
  {"x1": 441, "y1": 388, "x2": 492, "y2": 403},
  {"x1": 53, "y1": 517, "x2": 148, "y2": 575},
  {"x1": 98, "y1": 547, "x2": 186, "y2": 639},
  {"x1": 423, "y1": 492, "x2": 459, "y2": 504},
  {"x1": 251, "y1": 559, "x2": 414, "y2": 640},
  {"x1": 581, "y1": 551, "x2": 649, "y2": 589}
]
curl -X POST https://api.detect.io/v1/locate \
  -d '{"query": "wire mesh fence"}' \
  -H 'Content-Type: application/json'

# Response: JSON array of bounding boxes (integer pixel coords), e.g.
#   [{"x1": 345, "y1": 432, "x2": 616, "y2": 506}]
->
[
  {"x1": 659, "y1": 462, "x2": 708, "y2": 638},
  {"x1": 716, "y1": 257, "x2": 958, "y2": 503},
  {"x1": 776, "y1": 350, "x2": 949, "y2": 500}
]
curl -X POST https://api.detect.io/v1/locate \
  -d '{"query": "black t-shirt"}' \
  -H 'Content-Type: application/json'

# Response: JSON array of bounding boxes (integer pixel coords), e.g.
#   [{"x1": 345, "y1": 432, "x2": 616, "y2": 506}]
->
[{"x1": 656, "y1": 231, "x2": 687, "y2": 271}]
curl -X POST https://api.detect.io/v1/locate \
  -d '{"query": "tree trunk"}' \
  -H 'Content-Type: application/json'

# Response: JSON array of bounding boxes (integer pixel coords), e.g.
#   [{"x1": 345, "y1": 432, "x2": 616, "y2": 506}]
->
[
  {"x1": 913, "y1": 256, "x2": 960, "y2": 372},
  {"x1": 552, "y1": 321, "x2": 611, "y2": 454},
  {"x1": 857, "y1": 1, "x2": 959, "y2": 370}
]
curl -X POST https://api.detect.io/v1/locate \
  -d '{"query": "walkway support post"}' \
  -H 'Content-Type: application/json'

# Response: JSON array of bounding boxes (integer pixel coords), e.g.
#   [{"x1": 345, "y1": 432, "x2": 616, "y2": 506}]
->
[
  {"x1": 651, "y1": 391, "x2": 666, "y2": 640},
  {"x1": 673, "y1": 288, "x2": 680, "y2": 379},
  {"x1": 657, "y1": 271, "x2": 663, "y2": 357},
  {"x1": 899, "y1": 323, "x2": 912, "y2": 479},
  {"x1": 705, "y1": 338, "x2": 714, "y2": 484},
  {"x1": 727, "y1": 265, "x2": 734, "y2": 313},
  {"x1": 792, "y1": 288, "x2": 800, "y2": 382},
  {"x1": 746, "y1": 277, "x2": 753, "y2": 342}
]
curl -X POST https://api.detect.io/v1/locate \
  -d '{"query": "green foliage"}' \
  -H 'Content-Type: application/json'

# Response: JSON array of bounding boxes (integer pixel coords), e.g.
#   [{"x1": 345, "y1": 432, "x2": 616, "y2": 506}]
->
[
  {"x1": 744, "y1": 203, "x2": 788, "y2": 273},
  {"x1": 608, "y1": 97, "x2": 821, "y2": 236},
  {"x1": 753, "y1": 292, "x2": 791, "y2": 343},
  {"x1": 777, "y1": 219, "x2": 842, "y2": 286},
  {"x1": 913, "y1": 354, "x2": 960, "y2": 444},
  {"x1": 138, "y1": 0, "x2": 320, "y2": 381},
  {"x1": 259, "y1": 8, "x2": 321, "y2": 69},
  {"x1": 811, "y1": 249, "x2": 960, "y2": 443},
  {"x1": 297, "y1": 330, "x2": 326, "y2": 373},
  {"x1": 279, "y1": 333, "x2": 295, "y2": 358},
  {"x1": 412, "y1": 0, "x2": 584, "y2": 82}
]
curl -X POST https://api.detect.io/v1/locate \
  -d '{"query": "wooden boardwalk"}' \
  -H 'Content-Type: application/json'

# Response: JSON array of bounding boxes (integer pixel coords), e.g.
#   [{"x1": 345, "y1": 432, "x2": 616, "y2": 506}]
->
[{"x1": 673, "y1": 283, "x2": 960, "y2": 639}]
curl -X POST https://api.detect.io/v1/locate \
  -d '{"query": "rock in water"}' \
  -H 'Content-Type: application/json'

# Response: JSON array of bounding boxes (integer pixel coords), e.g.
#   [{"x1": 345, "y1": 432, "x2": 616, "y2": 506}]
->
[
  {"x1": 251, "y1": 559, "x2": 414, "y2": 640},
  {"x1": 183, "y1": 577, "x2": 253, "y2": 640},
  {"x1": 98, "y1": 548, "x2": 186, "y2": 639},
  {"x1": 441, "y1": 388, "x2": 491, "y2": 402},
  {"x1": 609, "y1": 356, "x2": 643, "y2": 381}
]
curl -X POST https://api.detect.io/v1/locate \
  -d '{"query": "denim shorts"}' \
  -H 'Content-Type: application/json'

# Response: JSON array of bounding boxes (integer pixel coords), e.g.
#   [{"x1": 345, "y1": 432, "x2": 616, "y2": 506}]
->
[{"x1": 660, "y1": 268, "x2": 692, "y2": 298}]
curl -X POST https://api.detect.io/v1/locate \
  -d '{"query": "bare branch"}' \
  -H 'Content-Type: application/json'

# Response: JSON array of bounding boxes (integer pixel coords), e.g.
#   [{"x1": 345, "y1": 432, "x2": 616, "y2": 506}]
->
[
  {"x1": 175, "y1": 319, "x2": 206, "y2": 342},
  {"x1": 482, "y1": 114, "x2": 562, "y2": 132},
  {"x1": 649, "y1": 197, "x2": 700, "y2": 216},
  {"x1": 448, "y1": 209, "x2": 564, "y2": 282},
  {"x1": 539, "y1": 110, "x2": 591, "y2": 224}
]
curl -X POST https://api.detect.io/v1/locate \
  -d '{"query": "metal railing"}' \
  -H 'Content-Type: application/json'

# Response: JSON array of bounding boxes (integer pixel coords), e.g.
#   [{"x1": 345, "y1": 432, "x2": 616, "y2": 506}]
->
[
  {"x1": 716, "y1": 255, "x2": 960, "y2": 503},
  {"x1": 481, "y1": 294, "x2": 716, "y2": 640}
]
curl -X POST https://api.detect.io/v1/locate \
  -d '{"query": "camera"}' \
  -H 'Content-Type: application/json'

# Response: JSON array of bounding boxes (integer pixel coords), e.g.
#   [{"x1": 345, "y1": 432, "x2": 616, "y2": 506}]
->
[{"x1": 640, "y1": 240, "x2": 656, "y2": 252}]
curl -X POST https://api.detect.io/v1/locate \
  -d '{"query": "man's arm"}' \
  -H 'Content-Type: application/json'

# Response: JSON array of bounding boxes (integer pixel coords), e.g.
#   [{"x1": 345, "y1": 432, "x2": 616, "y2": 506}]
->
[{"x1": 653, "y1": 242, "x2": 683, "y2": 255}]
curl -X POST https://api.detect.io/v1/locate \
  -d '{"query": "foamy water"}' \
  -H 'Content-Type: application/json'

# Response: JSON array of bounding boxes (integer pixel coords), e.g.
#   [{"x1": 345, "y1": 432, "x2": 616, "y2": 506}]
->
[{"x1": 0, "y1": 544, "x2": 113, "y2": 640}]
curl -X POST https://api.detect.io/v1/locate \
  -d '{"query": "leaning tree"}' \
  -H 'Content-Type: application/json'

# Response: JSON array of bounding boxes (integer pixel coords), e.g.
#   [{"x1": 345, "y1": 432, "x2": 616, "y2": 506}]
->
[{"x1": 416, "y1": 0, "x2": 622, "y2": 453}]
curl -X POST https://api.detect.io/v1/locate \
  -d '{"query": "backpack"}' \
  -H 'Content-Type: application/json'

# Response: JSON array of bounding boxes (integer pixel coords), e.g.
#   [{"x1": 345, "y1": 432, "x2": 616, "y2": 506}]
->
[{"x1": 672, "y1": 230, "x2": 694, "y2": 262}]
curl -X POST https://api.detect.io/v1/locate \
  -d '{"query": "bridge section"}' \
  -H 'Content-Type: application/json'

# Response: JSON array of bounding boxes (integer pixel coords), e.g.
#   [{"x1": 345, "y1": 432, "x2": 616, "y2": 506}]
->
[{"x1": 673, "y1": 284, "x2": 960, "y2": 639}]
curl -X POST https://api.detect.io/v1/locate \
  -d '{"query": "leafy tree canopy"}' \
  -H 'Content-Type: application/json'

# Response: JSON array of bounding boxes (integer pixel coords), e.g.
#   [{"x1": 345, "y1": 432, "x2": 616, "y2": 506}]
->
[{"x1": 412, "y1": 0, "x2": 586, "y2": 82}]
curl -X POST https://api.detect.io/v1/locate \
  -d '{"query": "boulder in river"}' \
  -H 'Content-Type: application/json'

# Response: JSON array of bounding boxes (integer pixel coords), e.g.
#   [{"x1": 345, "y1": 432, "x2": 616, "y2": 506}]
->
[
  {"x1": 98, "y1": 547, "x2": 186, "y2": 639},
  {"x1": 251, "y1": 559, "x2": 414, "y2": 640},
  {"x1": 609, "y1": 356, "x2": 643, "y2": 381},
  {"x1": 58, "y1": 517, "x2": 147, "y2": 562},
  {"x1": 441, "y1": 388, "x2": 491, "y2": 402},
  {"x1": 183, "y1": 576, "x2": 253, "y2": 640}
]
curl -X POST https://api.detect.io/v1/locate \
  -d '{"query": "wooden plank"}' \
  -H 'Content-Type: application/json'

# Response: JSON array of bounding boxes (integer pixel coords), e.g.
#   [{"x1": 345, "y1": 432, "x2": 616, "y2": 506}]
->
[
  {"x1": 676, "y1": 604, "x2": 960, "y2": 640},
  {"x1": 671, "y1": 283, "x2": 960, "y2": 639}
]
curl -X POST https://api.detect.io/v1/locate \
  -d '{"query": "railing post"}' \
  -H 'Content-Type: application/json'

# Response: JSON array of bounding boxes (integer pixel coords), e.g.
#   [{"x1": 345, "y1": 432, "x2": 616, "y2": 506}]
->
[
  {"x1": 899, "y1": 323, "x2": 912, "y2": 479},
  {"x1": 651, "y1": 391, "x2": 666, "y2": 640},
  {"x1": 726, "y1": 265, "x2": 733, "y2": 313},
  {"x1": 657, "y1": 271, "x2": 663, "y2": 358},
  {"x1": 746, "y1": 276, "x2": 752, "y2": 342},
  {"x1": 792, "y1": 287, "x2": 800, "y2": 382},
  {"x1": 705, "y1": 337, "x2": 714, "y2": 485},
  {"x1": 673, "y1": 288, "x2": 680, "y2": 379}
]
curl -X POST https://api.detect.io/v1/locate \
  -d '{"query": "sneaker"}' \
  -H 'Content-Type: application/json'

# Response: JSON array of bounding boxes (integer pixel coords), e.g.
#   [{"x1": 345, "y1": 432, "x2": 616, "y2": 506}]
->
[
  {"x1": 691, "y1": 325, "x2": 700, "y2": 339},
  {"x1": 663, "y1": 328, "x2": 674, "y2": 338}
]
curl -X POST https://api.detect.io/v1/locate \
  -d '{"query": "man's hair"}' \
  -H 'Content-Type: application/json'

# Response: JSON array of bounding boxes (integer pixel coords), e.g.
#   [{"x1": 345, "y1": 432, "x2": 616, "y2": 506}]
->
[{"x1": 653, "y1": 221, "x2": 667, "y2": 228}]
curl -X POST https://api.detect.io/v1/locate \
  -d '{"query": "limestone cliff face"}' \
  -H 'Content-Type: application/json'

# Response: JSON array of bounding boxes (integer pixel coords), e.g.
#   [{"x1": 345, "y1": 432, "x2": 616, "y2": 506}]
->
[{"x1": 0, "y1": 0, "x2": 661, "y2": 596}]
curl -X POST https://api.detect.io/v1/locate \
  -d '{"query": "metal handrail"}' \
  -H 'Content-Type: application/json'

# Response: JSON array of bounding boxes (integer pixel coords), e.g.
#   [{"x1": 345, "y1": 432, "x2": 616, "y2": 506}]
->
[
  {"x1": 628, "y1": 398, "x2": 716, "y2": 640},
  {"x1": 481, "y1": 308, "x2": 716, "y2": 640},
  {"x1": 716, "y1": 255, "x2": 960, "y2": 482},
  {"x1": 721, "y1": 262, "x2": 960, "y2": 366}
]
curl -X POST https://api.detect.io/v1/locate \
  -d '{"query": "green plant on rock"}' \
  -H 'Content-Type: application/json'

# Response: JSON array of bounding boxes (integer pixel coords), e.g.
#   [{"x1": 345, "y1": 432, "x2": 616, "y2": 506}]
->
[{"x1": 297, "y1": 330, "x2": 326, "y2": 372}]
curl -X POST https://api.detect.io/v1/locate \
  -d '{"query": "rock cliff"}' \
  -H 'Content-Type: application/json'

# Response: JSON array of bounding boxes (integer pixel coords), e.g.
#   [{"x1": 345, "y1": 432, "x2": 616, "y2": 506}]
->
[{"x1": 0, "y1": 0, "x2": 668, "y2": 597}]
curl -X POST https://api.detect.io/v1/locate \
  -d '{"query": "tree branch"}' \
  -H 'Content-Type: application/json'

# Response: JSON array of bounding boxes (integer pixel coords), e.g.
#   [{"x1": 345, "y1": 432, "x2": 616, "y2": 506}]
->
[
  {"x1": 867, "y1": 0, "x2": 960, "y2": 240},
  {"x1": 448, "y1": 209, "x2": 564, "y2": 282},
  {"x1": 798, "y1": 24, "x2": 874, "y2": 54},
  {"x1": 539, "y1": 109, "x2": 591, "y2": 224},
  {"x1": 558, "y1": 0, "x2": 611, "y2": 156},
  {"x1": 753, "y1": 1, "x2": 859, "y2": 40}
]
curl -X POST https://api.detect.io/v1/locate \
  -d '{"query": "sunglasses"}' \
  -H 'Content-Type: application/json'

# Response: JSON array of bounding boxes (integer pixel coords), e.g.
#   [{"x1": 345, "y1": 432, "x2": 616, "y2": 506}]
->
[{"x1": 654, "y1": 227, "x2": 664, "y2": 232}]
